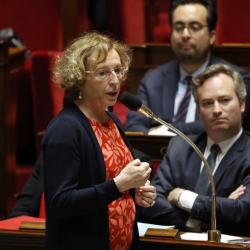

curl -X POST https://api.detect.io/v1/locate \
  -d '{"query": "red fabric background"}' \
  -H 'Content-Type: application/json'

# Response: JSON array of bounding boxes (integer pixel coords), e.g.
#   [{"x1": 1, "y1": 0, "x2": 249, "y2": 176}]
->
[
  {"x1": 216, "y1": 0, "x2": 250, "y2": 44},
  {"x1": 0, "y1": 0, "x2": 250, "y2": 50},
  {"x1": 0, "y1": 0, "x2": 62, "y2": 51}
]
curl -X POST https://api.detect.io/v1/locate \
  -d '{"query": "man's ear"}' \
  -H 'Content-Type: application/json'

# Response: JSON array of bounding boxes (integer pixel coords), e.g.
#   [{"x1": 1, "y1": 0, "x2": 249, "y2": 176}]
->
[
  {"x1": 240, "y1": 100, "x2": 246, "y2": 113},
  {"x1": 209, "y1": 30, "x2": 216, "y2": 45}
]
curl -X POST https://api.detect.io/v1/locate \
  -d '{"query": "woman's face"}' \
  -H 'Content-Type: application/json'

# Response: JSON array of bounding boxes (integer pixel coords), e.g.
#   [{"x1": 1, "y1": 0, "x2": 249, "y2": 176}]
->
[{"x1": 82, "y1": 49, "x2": 123, "y2": 109}]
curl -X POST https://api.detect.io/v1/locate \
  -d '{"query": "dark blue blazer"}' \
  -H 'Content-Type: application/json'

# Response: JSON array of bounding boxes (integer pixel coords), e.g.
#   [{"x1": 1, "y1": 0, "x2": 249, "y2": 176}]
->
[
  {"x1": 139, "y1": 131, "x2": 250, "y2": 236},
  {"x1": 125, "y1": 56, "x2": 250, "y2": 134},
  {"x1": 42, "y1": 103, "x2": 139, "y2": 250}
]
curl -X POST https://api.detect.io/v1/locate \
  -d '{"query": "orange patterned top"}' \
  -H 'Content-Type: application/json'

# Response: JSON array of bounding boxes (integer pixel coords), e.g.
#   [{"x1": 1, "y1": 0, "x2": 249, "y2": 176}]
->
[{"x1": 89, "y1": 118, "x2": 135, "y2": 250}]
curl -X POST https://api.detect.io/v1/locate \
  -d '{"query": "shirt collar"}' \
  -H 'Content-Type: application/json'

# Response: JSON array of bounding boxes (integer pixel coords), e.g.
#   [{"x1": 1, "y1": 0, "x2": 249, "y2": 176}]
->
[
  {"x1": 179, "y1": 59, "x2": 210, "y2": 82},
  {"x1": 207, "y1": 128, "x2": 243, "y2": 155}
]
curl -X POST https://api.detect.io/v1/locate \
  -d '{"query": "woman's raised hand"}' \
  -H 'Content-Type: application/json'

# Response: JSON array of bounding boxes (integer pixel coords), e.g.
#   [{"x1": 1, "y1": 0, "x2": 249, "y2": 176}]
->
[{"x1": 114, "y1": 159, "x2": 151, "y2": 192}]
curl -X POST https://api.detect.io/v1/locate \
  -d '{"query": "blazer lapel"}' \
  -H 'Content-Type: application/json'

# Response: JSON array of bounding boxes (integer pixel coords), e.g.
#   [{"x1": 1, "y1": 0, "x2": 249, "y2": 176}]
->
[
  {"x1": 187, "y1": 134, "x2": 207, "y2": 189},
  {"x1": 162, "y1": 61, "x2": 179, "y2": 121},
  {"x1": 188, "y1": 150, "x2": 204, "y2": 189},
  {"x1": 213, "y1": 133, "x2": 246, "y2": 187}
]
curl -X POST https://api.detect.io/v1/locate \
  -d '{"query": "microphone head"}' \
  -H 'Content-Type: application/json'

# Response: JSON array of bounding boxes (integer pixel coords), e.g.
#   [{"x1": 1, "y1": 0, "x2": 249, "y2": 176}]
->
[{"x1": 119, "y1": 91, "x2": 142, "y2": 111}]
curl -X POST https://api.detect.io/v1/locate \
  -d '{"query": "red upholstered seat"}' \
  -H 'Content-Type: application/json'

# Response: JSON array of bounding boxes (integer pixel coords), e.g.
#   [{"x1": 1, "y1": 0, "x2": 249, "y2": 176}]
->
[
  {"x1": 152, "y1": 12, "x2": 171, "y2": 43},
  {"x1": 39, "y1": 192, "x2": 46, "y2": 219}
]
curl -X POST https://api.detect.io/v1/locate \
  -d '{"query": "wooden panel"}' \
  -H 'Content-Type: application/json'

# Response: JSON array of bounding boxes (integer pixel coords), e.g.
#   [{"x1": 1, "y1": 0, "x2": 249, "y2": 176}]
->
[
  {"x1": 213, "y1": 45, "x2": 250, "y2": 68},
  {"x1": 126, "y1": 132, "x2": 171, "y2": 161},
  {"x1": 140, "y1": 236, "x2": 249, "y2": 250},
  {"x1": 0, "y1": 230, "x2": 44, "y2": 250},
  {"x1": 127, "y1": 44, "x2": 250, "y2": 94},
  {"x1": 0, "y1": 229, "x2": 249, "y2": 250}
]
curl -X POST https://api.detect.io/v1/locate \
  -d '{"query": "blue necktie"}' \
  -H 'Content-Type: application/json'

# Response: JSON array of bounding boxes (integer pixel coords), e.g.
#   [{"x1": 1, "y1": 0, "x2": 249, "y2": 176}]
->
[
  {"x1": 173, "y1": 76, "x2": 192, "y2": 123},
  {"x1": 195, "y1": 144, "x2": 221, "y2": 195}
]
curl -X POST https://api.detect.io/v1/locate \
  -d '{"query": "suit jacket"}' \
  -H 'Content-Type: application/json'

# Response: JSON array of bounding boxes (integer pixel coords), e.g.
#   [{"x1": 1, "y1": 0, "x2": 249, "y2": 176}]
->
[
  {"x1": 125, "y1": 56, "x2": 250, "y2": 134},
  {"x1": 139, "y1": 131, "x2": 250, "y2": 236},
  {"x1": 42, "y1": 103, "x2": 139, "y2": 250}
]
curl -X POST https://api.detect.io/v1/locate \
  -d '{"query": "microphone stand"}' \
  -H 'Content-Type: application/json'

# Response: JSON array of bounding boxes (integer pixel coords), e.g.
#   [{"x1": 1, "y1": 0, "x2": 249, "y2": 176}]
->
[{"x1": 139, "y1": 104, "x2": 221, "y2": 242}]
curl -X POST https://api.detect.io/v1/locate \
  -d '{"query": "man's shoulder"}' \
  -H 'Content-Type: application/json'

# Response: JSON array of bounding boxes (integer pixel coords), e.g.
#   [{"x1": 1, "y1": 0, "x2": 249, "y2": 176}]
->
[
  {"x1": 242, "y1": 131, "x2": 250, "y2": 144},
  {"x1": 168, "y1": 133, "x2": 206, "y2": 149},
  {"x1": 210, "y1": 56, "x2": 250, "y2": 74},
  {"x1": 140, "y1": 59, "x2": 179, "y2": 90},
  {"x1": 145, "y1": 59, "x2": 179, "y2": 76}
]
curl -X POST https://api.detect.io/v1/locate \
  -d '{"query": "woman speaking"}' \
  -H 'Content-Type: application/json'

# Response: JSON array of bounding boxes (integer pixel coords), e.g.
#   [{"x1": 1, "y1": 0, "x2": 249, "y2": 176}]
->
[{"x1": 42, "y1": 32, "x2": 156, "y2": 250}]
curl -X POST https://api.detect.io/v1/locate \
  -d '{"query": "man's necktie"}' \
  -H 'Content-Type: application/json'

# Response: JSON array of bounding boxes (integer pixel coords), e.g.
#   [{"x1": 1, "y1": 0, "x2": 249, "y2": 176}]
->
[
  {"x1": 195, "y1": 144, "x2": 221, "y2": 195},
  {"x1": 173, "y1": 76, "x2": 192, "y2": 123}
]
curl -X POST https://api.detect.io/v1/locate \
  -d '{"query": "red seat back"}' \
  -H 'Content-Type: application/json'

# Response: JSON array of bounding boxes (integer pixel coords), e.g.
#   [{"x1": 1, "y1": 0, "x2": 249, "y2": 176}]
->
[{"x1": 39, "y1": 192, "x2": 46, "y2": 219}]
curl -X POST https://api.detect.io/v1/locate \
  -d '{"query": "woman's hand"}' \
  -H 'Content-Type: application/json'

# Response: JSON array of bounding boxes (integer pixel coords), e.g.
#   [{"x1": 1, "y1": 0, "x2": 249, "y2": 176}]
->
[
  {"x1": 114, "y1": 159, "x2": 151, "y2": 192},
  {"x1": 135, "y1": 180, "x2": 156, "y2": 208}
]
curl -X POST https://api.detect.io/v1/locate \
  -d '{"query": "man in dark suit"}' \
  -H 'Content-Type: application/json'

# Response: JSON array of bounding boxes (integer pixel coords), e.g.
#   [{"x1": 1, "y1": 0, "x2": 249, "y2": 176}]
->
[
  {"x1": 125, "y1": 0, "x2": 250, "y2": 134},
  {"x1": 138, "y1": 64, "x2": 250, "y2": 236}
]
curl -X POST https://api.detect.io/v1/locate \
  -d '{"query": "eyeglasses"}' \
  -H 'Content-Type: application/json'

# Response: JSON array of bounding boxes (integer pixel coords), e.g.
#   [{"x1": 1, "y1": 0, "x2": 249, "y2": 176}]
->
[
  {"x1": 86, "y1": 67, "x2": 127, "y2": 81},
  {"x1": 173, "y1": 22, "x2": 208, "y2": 35}
]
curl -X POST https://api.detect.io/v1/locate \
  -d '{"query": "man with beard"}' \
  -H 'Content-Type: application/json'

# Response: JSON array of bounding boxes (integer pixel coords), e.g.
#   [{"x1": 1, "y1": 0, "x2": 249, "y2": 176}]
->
[{"x1": 125, "y1": 0, "x2": 250, "y2": 135}]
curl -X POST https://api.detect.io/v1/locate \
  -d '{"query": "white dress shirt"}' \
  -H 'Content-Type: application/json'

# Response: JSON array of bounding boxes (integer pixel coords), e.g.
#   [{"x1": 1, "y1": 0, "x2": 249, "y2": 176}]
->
[{"x1": 174, "y1": 60, "x2": 209, "y2": 122}]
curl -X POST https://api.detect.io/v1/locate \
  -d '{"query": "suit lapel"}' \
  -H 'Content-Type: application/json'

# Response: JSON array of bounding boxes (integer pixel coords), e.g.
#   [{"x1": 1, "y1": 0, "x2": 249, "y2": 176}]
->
[
  {"x1": 188, "y1": 148, "x2": 204, "y2": 188},
  {"x1": 186, "y1": 134, "x2": 207, "y2": 189},
  {"x1": 213, "y1": 133, "x2": 246, "y2": 187},
  {"x1": 162, "y1": 62, "x2": 179, "y2": 121}
]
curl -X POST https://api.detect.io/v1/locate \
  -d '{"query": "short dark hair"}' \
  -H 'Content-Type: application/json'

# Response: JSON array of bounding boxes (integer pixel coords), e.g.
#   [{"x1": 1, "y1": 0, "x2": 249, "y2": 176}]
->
[
  {"x1": 169, "y1": 0, "x2": 217, "y2": 31},
  {"x1": 192, "y1": 64, "x2": 247, "y2": 103}
]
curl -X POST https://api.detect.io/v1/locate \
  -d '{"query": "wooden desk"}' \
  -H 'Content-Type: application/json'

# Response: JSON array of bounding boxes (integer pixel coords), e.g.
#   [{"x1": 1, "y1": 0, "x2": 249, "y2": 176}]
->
[
  {"x1": 140, "y1": 236, "x2": 250, "y2": 250},
  {"x1": 0, "y1": 229, "x2": 249, "y2": 250},
  {"x1": 126, "y1": 133, "x2": 172, "y2": 161},
  {"x1": 0, "y1": 229, "x2": 44, "y2": 250}
]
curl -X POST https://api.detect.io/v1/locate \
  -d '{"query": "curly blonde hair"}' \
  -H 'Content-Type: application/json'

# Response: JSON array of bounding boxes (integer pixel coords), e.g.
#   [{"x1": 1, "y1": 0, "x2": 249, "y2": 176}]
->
[{"x1": 53, "y1": 31, "x2": 132, "y2": 100}]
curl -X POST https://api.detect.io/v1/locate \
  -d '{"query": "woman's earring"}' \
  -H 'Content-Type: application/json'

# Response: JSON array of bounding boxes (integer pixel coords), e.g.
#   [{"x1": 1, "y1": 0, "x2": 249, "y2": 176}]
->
[{"x1": 78, "y1": 93, "x2": 82, "y2": 100}]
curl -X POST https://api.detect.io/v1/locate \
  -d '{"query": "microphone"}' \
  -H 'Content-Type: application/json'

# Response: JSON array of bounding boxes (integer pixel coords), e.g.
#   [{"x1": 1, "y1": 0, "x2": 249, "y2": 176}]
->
[{"x1": 120, "y1": 91, "x2": 221, "y2": 242}]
